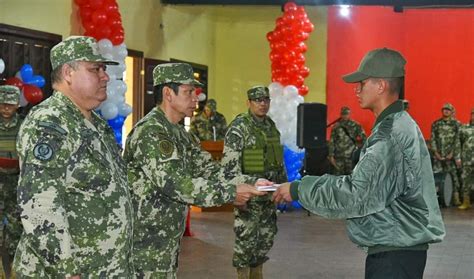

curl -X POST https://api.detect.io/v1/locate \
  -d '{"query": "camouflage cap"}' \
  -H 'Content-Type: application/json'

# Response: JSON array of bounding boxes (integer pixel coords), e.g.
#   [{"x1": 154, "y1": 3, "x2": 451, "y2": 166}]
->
[
  {"x1": 205, "y1": 99, "x2": 217, "y2": 111},
  {"x1": 442, "y1": 103, "x2": 454, "y2": 111},
  {"x1": 0, "y1": 85, "x2": 20, "y2": 105},
  {"x1": 50, "y1": 36, "x2": 119, "y2": 70},
  {"x1": 153, "y1": 63, "x2": 203, "y2": 86},
  {"x1": 343, "y1": 48, "x2": 406, "y2": 83},
  {"x1": 340, "y1": 106, "x2": 350, "y2": 115},
  {"x1": 247, "y1": 86, "x2": 269, "y2": 100}
]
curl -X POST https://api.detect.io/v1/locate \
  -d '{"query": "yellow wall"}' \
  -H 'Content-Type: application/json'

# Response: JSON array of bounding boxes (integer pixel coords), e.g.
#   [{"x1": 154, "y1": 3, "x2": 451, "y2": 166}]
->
[{"x1": 0, "y1": 0, "x2": 327, "y2": 122}]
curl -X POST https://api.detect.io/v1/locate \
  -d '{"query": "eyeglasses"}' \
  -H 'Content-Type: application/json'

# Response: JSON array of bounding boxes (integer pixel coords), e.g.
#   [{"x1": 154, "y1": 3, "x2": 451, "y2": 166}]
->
[
  {"x1": 250, "y1": 97, "x2": 271, "y2": 104},
  {"x1": 354, "y1": 79, "x2": 370, "y2": 93}
]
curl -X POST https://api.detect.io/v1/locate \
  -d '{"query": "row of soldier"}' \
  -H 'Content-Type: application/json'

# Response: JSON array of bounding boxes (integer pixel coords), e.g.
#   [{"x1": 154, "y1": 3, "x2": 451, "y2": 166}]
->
[{"x1": 0, "y1": 36, "x2": 455, "y2": 279}]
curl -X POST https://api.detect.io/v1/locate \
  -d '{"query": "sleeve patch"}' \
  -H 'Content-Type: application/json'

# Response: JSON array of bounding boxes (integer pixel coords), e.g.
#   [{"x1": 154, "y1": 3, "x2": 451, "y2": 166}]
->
[
  {"x1": 33, "y1": 143, "x2": 54, "y2": 161},
  {"x1": 159, "y1": 139, "x2": 174, "y2": 158}
]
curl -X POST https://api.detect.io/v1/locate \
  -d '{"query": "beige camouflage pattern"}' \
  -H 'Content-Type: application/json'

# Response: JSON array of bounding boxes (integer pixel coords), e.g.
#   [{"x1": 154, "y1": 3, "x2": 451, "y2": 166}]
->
[
  {"x1": 459, "y1": 121, "x2": 474, "y2": 195},
  {"x1": 431, "y1": 115, "x2": 462, "y2": 192},
  {"x1": 442, "y1": 103, "x2": 455, "y2": 111},
  {"x1": 152, "y1": 63, "x2": 203, "y2": 86},
  {"x1": 124, "y1": 107, "x2": 252, "y2": 277},
  {"x1": 13, "y1": 92, "x2": 133, "y2": 278},
  {"x1": 206, "y1": 99, "x2": 217, "y2": 111},
  {"x1": 328, "y1": 119, "x2": 366, "y2": 175},
  {"x1": 50, "y1": 36, "x2": 118, "y2": 70},
  {"x1": 247, "y1": 86, "x2": 269, "y2": 100},
  {"x1": 190, "y1": 111, "x2": 227, "y2": 141},
  {"x1": 0, "y1": 85, "x2": 20, "y2": 105},
  {"x1": 222, "y1": 111, "x2": 286, "y2": 268},
  {"x1": 340, "y1": 106, "x2": 350, "y2": 115}
]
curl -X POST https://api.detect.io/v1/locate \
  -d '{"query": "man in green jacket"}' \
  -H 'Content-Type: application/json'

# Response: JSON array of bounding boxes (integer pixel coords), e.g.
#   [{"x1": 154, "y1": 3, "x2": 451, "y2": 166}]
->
[{"x1": 273, "y1": 48, "x2": 445, "y2": 279}]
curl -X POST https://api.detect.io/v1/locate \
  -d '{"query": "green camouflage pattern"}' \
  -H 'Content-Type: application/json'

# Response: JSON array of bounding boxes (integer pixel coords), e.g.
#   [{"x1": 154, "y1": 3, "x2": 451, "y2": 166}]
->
[
  {"x1": 222, "y1": 111, "x2": 286, "y2": 268},
  {"x1": 152, "y1": 63, "x2": 203, "y2": 86},
  {"x1": 459, "y1": 122, "x2": 474, "y2": 195},
  {"x1": 328, "y1": 119, "x2": 366, "y2": 175},
  {"x1": 0, "y1": 85, "x2": 20, "y2": 105},
  {"x1": 430, "y1": 117, "x2": 461, "y2": 192},
  {"x1": 50, "y1": 36, "x2": 118, "y2": 70},
  {"x1": 0, "y1": 113, "x2": 23, "y2": 262},
  {"x1": 124, "y1": 107, "x2": 252, "y2": 277},
  {"x1": 206, "y1": 99, "x2": 217, "y2": 112},
  {"x1": 13, "y1": 92, "x2": 133, "y2": 278},
  {"x1": 247, "y1": 86, "x2": 269, "y2": 100},
  {"x1": 190, "y1": 111, "x2": 227, "y2": 141}
]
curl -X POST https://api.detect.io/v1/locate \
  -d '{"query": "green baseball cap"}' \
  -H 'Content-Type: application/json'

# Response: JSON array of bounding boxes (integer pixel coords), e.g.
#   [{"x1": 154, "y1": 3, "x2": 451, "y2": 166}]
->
[
  {"x1": 247, "y1": 86, "x2": 269, "y2": 100},
  {"x1": 343, "y1": 48, "x2": 406, "y2": 83},
  {"x1": 0, "y1": 85, "x2": 20, "y2": 105},
  {"x1": 153, "y1": 63, "x2": 203, "y2": 87},
  {"x1": 442, "y1": 103, "x2": 454, "y2": 111},
  {"x1": 205, "y1": 99, "x2": 217, "y2": 111},
  {"x1": 340, "y1": 106, "x2": 350, "y2": 115},
  {"x1": 50, "y1": 36, "x2": 119, "y2": 70}
]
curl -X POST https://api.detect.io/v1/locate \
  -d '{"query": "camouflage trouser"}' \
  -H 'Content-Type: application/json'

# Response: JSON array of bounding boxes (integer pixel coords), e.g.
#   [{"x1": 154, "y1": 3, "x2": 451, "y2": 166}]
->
[
  {"x1": 332, "y1": 156, "x2": 353, "y2": 175},
  {"x1": 0, "y1": 174, "x2": 22, "y2": 258},
  {"x1": 232, "y1": 199, "x2": 277, "y2": 268},
  {"x1": 137, "y1": 271, "x2": 176, "y2": 279},
  {"x1": 461, "y1": 165, "x2": 474, "y2": 195},
  {"x1": 433, "y1": 159, "x2": 461, "y2": 192}
]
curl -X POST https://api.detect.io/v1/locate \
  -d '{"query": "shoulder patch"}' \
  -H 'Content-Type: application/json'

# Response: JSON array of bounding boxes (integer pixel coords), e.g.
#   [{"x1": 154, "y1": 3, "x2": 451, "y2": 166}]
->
[
  {"x1": 38, "y1": 121, "x2": 67, "y2": 136},
  {"x1": 159, "y1": 139, "x2": 174, "y2": 157},
  {"x1": 33, "y1": 142, "x2": 54, "y2": 161}
]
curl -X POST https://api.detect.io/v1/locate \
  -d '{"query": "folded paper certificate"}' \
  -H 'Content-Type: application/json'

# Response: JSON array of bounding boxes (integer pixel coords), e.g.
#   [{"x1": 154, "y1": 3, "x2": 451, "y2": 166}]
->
[{"x1": 257, "y1": 184, "x2": 281, "y2": 192}]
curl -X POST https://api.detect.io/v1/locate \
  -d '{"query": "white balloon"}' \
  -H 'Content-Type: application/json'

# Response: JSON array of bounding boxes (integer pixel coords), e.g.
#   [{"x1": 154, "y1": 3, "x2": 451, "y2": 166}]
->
[
  {"x1": 98, "y1": 39, "x2": 113, "y2": 54},
  {"x1": 0, "y1": 58, "x2": 5, "y2": 74},
  {"x1": 118, "y1": 103, "x2": 132, "y2": 116},
  {"x1": 101, "y1": 102, "x2": 118, "y2": 120},
  {"x1": 283, "y1": 85, "x2": 299, "y2": 96},
  {"x1": 102, "y1": 53, "x2": 114, "y2": 61},
  {"x1": 116, "y1": 80, "x2": 127, "y2": 95},
  {"x1": 268, "y1": 82, "x2": 283, "y2": 93},
  {"x1": 112, "y1": 45, "x2": 128, "y2": 61},
  {"x1": 19, "y1": 90, "x2": 28, "y2": 107},
  {"x1": 15, "y1": 71, "x2": 22, "y2": 80},
  {"x1": 198, "y1": 93, "x2": 206, "y2": 102}
]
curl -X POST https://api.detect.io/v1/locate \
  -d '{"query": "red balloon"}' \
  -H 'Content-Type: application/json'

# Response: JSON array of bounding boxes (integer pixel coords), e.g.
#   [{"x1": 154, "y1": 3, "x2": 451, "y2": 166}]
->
[
  {"x1": 79, "y1": 6, "x2": 93, "y2": 22},
  {"x1": 303, "y1": 21, "x2": 314, "y2": 33},
  {"x1": 106, "y1": 17, "x2": 122, "y2": 29},
  {"x1": 23, "y1": 84, "x2": 43, "y2": 105},
  {"x1": 88, "y1": 0, "x2": 103, "y2": 9},
  {"x1": 107, "y1": 10, "x2": 122, "y2": 21},
  {"x1": 298, "y1": 85, "x2": 309, "y2": 96},
  {"x1": 82, "y1": 20, "x2": 96, "y2": 33},
  {"x1": 110, "y1": 31, "x2": 125, "y2": 45},
  {"x1": 95, "y1": 25, "x2": 112, "y2": 40},
  {"x1": 300, "y1": 66, "x2": 310, "y2": 78},
  {"x1": 266, "y1": 31, "x2": 274, "y2": 42},
  {"x1": 195, "y1": 87, "x2": 202, "y2": 95},
  {"x1": 91, "y1": 9, "x2": 108, "y2": 25},
  {"x1": 284, "y1": 2, "x2": 298, "y2": 12},
  {"x1": 103, "y1": 0, "x2": 119, "y2": 13},
  {"x1": 4, "y1": 77, "x2": 24, "y2": 90},
  {"x1": 297, "y1": 42, "x2": 307, "y2": 53},
  {"x1": 276, "y1": 17, "x2": 285, "y2": 27}
]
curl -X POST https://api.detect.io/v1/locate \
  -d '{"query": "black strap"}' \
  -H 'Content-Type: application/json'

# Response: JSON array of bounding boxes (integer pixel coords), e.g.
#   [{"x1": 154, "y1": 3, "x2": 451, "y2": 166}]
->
[{"x1": 340, "y1": 125, "x2": 356, "y2": 144}]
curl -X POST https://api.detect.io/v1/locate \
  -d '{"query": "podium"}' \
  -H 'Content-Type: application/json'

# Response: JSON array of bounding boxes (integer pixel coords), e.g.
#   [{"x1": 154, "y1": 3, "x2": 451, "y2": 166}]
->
[{"x1": 192, "y1": 140, "x2": 233, "y2": 212}]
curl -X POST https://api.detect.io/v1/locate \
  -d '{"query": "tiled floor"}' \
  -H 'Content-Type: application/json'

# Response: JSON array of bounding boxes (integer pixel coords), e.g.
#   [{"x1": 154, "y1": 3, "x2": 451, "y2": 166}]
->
[{"x1": 177, "y1": 207, "x2": 474, "y2": 279}]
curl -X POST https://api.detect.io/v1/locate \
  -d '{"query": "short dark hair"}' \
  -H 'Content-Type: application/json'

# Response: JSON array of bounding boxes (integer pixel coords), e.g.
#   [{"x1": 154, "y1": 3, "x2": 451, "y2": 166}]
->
[
  {"x1": 385, "y1": 77, "x2": 404, "y2": 97},
  {"x1": 51, "y1": 61, "x2": 80, "y2": 85},
  {"x1": 153, "y1": 82, "x2": 181, "y2": 105}
]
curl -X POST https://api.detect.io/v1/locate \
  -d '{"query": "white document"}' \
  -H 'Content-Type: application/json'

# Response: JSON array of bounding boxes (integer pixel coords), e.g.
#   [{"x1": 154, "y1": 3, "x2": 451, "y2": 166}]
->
[{"x1": 257, "y1": 184, "x2": 281, "y2": 192}]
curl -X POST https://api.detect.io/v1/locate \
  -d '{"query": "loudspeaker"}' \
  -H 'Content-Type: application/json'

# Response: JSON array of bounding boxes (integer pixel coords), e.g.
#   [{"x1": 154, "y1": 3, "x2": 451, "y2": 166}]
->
[
  {"x1": 302, "y1": 146, "x2": 330, "y2": 176},
  {"x1": 297, "y1": 103, "x2": 327, "y2": 148}
]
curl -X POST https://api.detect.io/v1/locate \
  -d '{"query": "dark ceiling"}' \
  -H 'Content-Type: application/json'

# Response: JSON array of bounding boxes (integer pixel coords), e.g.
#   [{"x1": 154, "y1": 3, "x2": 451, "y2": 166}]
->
[{"x1": 161, "y1": 0, "x2": 474, "y2": 8}]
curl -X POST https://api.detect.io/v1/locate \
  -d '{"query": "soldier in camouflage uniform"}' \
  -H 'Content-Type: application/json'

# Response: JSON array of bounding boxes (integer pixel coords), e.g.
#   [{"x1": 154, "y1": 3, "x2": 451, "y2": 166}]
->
[
  {"x1": 190, "y1": 99, "x2": 227, "y2": 141},
  {"x1": 13, "y1": 36, "x2": 134, "y2": 278},
  {"x1": 457, "y1": 108, "x2": 474, "y2": 210},
  {"x1": 0, "y1": 85, "x2": 23, "y2": 278},
  {"x1": 221, "y1": 86, "x2": 287, "y2": 279},
  {"x1": 124, "y1": 63, "x2": 265, "y2": 279},
  {"x1": 328, "y1": 106, "x2": 366, "y2": 175},
  {"x1": 430, "y1": 103, "x2": 462, "y2": 205}
]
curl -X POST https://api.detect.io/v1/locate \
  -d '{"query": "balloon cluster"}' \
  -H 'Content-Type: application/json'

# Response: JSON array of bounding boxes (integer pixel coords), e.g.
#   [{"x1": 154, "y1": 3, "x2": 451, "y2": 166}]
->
[
  {"x1": 4, "y1": 64, "x2": 45, "y2": 105},
  {"x1": 266, "y1": 2, "x2": 314, "y2": 96},
  {"x1": 0, "y1": 58, "x2": 5, "y2": 74},
  {"x1": 74, "y1": 0, "x2": 125, "y2": 45},
  {"x1": 75, "y1": 0, "x2": 131, "y2": 144}
]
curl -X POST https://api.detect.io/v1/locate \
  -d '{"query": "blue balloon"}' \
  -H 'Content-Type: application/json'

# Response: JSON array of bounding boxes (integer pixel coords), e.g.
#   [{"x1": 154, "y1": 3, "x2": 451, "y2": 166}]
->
[
  {"x1": 113, "y1": 130, "x2": 122, "y2": 144},
  {"x1": 25, "y1": 75, "x2": 46, "y2": 88},
  {"x1": 20, "y1": 64, "x2": 33, "y2": 81},
  {"x1": 291, "y1": 201, "x2": 302, "y2": 209}
]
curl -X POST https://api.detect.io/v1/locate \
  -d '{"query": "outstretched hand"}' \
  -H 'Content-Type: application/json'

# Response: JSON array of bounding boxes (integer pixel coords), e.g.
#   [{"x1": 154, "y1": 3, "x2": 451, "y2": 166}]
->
[
  {"x1": 272, "y1": 182, "x2": 293, "y2": 204},
  {"x1": 234, "y1": 184, "x2": 265, "y2": 206}
]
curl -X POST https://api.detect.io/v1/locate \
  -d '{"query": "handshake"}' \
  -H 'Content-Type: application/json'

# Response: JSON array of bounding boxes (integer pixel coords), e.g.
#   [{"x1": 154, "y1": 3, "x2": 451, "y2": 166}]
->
[{"x1": 234, "y1": 181, "x2": 293, "y2": 206}]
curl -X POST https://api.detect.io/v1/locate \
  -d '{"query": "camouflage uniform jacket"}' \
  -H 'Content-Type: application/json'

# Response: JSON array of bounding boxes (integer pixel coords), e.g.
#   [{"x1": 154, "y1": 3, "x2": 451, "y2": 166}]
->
[
  {"x1": 13, "y1": 92, "x2": 134, "y2": 278},
  {"x1": 190, "y1": 111, "x2": 227, "y2": 141},
  {"x1": 328, "y1": 119, "x2": 366, "y2": 158},
  {"x1": 124, "y1": 107, "x2": 251, "y2": 275},
  {"x1": 460, "y1": 123, "x2": 474, "y2": 166},
  {"x1": 0, "y1": 113, "x2": 23, "y2": 160},
  {"x1": 430, "y1": 118, "x2": 461, "y2": 160},
  {"x1": 222, "y1": 111, "x2": 287, "y2": 196}
]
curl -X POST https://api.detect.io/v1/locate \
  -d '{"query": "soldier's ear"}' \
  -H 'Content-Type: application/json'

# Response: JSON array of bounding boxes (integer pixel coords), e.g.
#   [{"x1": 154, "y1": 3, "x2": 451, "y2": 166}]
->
[
  {"x1": 163, "y1": 86, "x2": 173, "y2": 103},
  {"x1": 62, "y1": 64, "x2": 74, "y2": 84}
]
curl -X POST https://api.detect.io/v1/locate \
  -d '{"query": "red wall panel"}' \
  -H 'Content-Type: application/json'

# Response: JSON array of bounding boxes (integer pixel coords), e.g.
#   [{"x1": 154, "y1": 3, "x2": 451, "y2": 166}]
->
[{"x1": 327, "y1": 6, "x2": 474, "y2": 138}]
